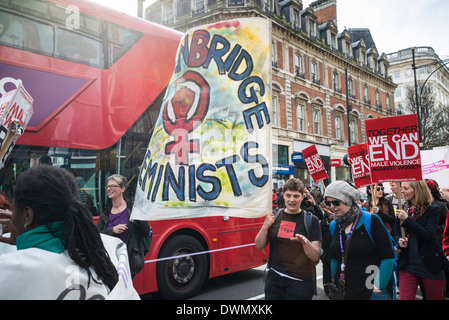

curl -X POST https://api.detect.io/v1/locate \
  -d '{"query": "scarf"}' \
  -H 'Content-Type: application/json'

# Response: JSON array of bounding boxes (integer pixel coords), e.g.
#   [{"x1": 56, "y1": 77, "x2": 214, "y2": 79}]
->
[
  {"x1": 334, "y1": 204, "x2": 361, "y2": 231},
  {"x1": 407, "y1": 204, "x2": 427, "y2": 221},
  {"x1": 16, "y1": 221, "x2": 66, "y2": 254}
]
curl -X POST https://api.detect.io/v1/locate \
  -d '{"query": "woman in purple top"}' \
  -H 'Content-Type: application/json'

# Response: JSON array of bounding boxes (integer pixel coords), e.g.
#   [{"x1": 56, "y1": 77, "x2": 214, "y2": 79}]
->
[{"x1": 97, "y1": 174, "x2": 151, "y2": 278}]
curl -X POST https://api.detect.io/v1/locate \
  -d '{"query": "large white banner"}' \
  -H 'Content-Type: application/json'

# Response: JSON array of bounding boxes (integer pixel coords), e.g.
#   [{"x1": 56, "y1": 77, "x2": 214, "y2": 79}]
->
[{"x1": 131, "y1": 18, "x2": 272, "y2": 220}]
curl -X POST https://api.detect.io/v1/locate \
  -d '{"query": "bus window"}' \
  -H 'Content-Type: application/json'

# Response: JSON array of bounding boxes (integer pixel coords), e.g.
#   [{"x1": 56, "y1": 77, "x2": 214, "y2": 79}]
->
[
  {"x1": 0, "y1": 10, "x2": 54, "y2": 56},
  {"x1": 106, "y1": 22, "x2": 143, "y2": 67},
  {"x1": 56, "y1": 28, "x2": 103, "y2": 68},
  {"x1": 0, "y1": 87, "x2": 166, "y2": 215},
  {"x1": 0, "y1": 0, "x2": 143, "y2": 69}
]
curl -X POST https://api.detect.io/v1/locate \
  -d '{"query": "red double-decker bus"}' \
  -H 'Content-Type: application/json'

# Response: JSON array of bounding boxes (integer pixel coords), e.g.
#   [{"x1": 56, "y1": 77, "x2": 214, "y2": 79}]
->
[{"x1": 0, "y1": 0, "x2": 268, "y2": 299}]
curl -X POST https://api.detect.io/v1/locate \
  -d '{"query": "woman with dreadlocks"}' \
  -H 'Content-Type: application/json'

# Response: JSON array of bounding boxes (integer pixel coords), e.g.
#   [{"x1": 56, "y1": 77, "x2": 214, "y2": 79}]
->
[{"x1": 0, "y1": 165, "x2": 138, "y2": 299}]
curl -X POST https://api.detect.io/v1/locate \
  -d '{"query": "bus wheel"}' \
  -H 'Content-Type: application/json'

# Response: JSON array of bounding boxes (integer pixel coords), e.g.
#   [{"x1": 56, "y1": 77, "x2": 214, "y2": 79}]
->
[{"x1": 156, "y1": 235, "x2": 208, "y2": 300}]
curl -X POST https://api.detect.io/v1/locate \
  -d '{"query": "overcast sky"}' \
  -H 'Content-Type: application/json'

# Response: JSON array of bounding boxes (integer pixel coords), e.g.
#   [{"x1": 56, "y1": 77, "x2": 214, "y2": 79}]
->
[{"x1": 91, "y1": 0, "x2": 449, "y2": 59}]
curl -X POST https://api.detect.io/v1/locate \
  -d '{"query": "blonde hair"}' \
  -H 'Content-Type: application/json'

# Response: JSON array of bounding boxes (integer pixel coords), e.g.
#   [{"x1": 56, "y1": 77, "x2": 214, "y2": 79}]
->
[{"x1": 407, "y1": 180, "x2": 433, "y2": 207}]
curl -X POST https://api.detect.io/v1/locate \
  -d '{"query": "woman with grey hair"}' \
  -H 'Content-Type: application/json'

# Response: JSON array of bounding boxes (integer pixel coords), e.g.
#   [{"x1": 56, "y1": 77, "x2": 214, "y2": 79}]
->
[
  {"x1": 325, "y1": 181, "x2": 395, "y2": 300},
  {"x1": 97, "y1": 174, "x2": 151, "y2": 278}
]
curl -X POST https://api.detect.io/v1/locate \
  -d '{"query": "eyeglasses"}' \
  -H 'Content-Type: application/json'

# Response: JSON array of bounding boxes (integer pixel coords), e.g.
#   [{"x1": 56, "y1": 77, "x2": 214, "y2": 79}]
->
[
  {"x1": 376, "y1": 187, "x2": 384, "y2": 191},
  {"x1": 105, "y1": 184, "x2": 120, "y2": 190},
  {"x1": 324, "y1": 199, "x2": 343, "y2": 207}
]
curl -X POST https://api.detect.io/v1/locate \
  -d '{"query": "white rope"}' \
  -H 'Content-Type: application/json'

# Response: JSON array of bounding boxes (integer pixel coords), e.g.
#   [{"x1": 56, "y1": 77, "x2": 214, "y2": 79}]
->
[{"x1": 144, "y1": 243, "x2": 256, "y2": 263}]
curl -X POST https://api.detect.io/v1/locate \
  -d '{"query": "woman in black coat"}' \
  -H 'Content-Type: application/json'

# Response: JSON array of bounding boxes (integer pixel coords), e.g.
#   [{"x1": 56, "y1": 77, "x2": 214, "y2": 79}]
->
[
  {"x1": 395, "y1": 180, "x2": 449, "y2": 300},
  {"x1": 97, "y1": 174, "x2": 151, "y2": 279}
]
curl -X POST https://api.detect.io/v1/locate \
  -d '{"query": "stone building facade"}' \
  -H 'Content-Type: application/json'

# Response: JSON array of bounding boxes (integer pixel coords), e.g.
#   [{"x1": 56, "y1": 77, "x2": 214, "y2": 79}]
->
[
  {"x1": 387, "y1": 46, "x2": 449, "y2": 115},
  {"x1": 146, "y1": 0, "x2": 397, "y2": 188}
]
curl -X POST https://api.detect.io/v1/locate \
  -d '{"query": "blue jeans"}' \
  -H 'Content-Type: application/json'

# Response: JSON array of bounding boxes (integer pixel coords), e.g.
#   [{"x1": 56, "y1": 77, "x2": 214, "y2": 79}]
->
[{"x1": 370, "y1": 290, "x2": 391, "y2": 300}]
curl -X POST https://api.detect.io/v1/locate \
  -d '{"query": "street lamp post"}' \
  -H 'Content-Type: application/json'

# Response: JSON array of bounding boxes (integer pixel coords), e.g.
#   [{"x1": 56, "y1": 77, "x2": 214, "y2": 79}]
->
[
  {"x1": 345, "y1": 68, "x2": 353, "y2": 181},
  {"x1": 411, "y1": 48, "x2": 422, "y2": 144},
  {"x1": 412, "y1": 46, "x2": 449, "y2": 149}
]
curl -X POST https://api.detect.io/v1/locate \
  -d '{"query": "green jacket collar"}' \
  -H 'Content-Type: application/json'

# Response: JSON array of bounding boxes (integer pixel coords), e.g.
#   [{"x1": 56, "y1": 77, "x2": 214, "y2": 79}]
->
[{"x1": 16, "y1": 221, "x2": 66, "y2": 254}]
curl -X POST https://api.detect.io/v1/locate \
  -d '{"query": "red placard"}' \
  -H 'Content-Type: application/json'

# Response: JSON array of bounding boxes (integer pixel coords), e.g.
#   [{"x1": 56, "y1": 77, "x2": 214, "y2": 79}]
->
[
  {"x1": 348, "y1": 142, "x2": 371, "y2": 188},
  {"x1": 302, "y1": 144, "x2": 328, "y2": 182},
  {"x1": 365, "y1": 114, "x2": 422, "y2": 183},
  {"x1": 330, "y1": 159, "x2": 341, "y2": 167}
]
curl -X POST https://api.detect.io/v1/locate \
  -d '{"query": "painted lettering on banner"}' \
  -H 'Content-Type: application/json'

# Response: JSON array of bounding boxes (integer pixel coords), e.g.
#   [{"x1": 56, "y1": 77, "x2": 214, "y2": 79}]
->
[{"x1": 131, "y1": 18, "x2": 272, "y2": 221}]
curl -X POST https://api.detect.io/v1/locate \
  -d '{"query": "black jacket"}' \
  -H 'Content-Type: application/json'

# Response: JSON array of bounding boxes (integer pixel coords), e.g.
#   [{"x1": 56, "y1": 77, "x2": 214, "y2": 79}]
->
[
  {"x1": 97, "y1": 201, "x2": 151, "y2": 278},
  {"x1": 395, "y1": 204, "x2": 449, "y2": 275}
]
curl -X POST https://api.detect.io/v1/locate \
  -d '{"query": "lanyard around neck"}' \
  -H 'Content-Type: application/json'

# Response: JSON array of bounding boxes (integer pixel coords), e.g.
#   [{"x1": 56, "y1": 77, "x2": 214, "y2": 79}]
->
[{"x1": 338, "y1": 214, "x2": 360, "y2": 272}]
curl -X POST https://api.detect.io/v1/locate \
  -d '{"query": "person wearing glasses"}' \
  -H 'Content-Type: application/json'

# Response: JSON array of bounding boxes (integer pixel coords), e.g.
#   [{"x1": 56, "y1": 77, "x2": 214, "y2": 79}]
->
[
  {"x1": 97, "y1": 174, "x2": 151, "y2": 278},
  {"x1": 324, "y1": 181, "x2": 395, "y2": 300},
  {"x1": 364, "y1": 183, "x2": 396, "y2": 235}
]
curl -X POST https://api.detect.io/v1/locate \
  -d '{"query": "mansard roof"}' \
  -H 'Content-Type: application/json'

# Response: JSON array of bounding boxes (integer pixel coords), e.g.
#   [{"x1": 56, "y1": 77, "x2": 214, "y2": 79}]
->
[{"x1": 348, "y1": 28, "x2": 377, "y2": 52}]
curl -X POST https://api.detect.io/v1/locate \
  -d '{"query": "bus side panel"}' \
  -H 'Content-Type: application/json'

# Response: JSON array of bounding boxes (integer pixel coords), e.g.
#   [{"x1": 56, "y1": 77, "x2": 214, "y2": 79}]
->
[
  {"x1": 139, "y1": 218, "x2": 220, "y2": 295},
  {"x1": 218, "y1": 217, "x2": 269, "y2": 275}
]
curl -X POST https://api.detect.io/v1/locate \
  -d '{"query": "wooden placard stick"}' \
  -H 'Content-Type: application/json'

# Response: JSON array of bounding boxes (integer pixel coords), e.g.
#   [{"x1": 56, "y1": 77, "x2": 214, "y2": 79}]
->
[
  {"x1": 396, "y1": 181, "x2": 406, "y2": 238},
  {"x1": 370, "y1": 185, "x2": 376, "y2": 213}
]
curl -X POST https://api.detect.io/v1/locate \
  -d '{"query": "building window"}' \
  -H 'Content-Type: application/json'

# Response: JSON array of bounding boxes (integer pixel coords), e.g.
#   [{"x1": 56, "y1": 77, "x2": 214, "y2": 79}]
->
[
  {"x1": 311, "y1": 62, "x2": 316, "y2": 80},
  {"x1": 164, "y1": 3, "x2": 174, "y2": 23},
  {"x1": 345, "y1": 40, "x2": 351, "y2": 57},
  {"x1": 272, "y1": 94, "x2": 278, "y2": 126},
  {"x1": 177, "y1": 0, "x2": 191, "y2": 16},
  {"x1": 292, "y1": 10, "x2": 300, "y2": 29},
  {"x1": 332, "y1": 72, "x2": 339, "y2": 92},
  {"x1": 308, "y1": 19, "x2": 316, "y2": 38},
  {"x1": 331, "y1": 33, "x2": 337, "y2": 50},
  {"x1": 295, "y1": 54, "x2": 303, "y2": 77},
  {"x1": 264, "y1": 0, "x2": 271, "y2": 13},
  {"x1": 313, "y1": 108, "x2": 320, "y2": 135},
  {"x1": 271, "y1": 40, "x2": 278, "y2": 68},
  {"x1": 375, "y1": 90, "x2": 381, "y2": 108},
  {"x1": 297, "y1": 104, "x2": 305, "y2": 132},
  {"x1": 311, "y1": 61, "x2": 319, "y2": 84},
  {"x1": 347, "y1": 78, "x2": 353, "y2": 97},
  {"x1": 335, "y1": 115, "x2": 342, "y2": 139},
  {"x1": 194, "y1": 0, "x2": 205, "y2": 13},
  {"x1": 350, "y1": 118, "x2": 358, "y2": 144}
]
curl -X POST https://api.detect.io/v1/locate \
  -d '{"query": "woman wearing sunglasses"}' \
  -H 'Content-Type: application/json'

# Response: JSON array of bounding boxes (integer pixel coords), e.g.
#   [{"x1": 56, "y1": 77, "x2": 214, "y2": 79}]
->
[
  {"x1": 324, "y1": 181, "x2": 395, "y2": 300},
  {"x1": 364, "y1": 184, "x2": 396, "y2": 235}
]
